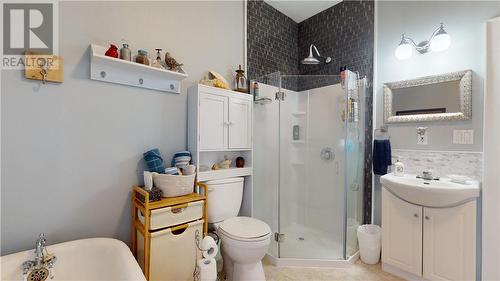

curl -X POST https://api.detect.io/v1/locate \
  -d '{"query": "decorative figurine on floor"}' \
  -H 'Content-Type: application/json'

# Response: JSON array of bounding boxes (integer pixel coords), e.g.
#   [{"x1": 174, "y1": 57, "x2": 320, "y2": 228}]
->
[
  {"x1": 212, "y1": 155, "x2": 232, "y2": 170},
  {"x1": 236, "y1": 157, "x2": 245, "y2": 168},
  {"x1": 164, "y1": 52, "x2": 183, "y2": 72}
]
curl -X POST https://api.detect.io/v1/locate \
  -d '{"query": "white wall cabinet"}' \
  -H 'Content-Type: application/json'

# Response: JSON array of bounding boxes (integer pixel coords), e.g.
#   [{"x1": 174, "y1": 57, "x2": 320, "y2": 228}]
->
[
  {"x1": 199, "y1": 93, "x2": 228, "y2": 150},
  {"x1": 382, "y1": 188, "x2": 476, "y2": 281},
  {"x1": 190, "y1": 85, "x2": 252, "y2": 151},
  {"x1": 188, "y1": 85, "x2": 254, "y2": 214}
]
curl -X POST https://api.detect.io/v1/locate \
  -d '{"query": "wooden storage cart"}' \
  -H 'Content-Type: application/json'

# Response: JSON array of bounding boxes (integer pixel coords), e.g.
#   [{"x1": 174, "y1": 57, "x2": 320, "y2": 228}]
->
[{"x1": 131, "y1": 183, "x2": 208, "y2": 280}]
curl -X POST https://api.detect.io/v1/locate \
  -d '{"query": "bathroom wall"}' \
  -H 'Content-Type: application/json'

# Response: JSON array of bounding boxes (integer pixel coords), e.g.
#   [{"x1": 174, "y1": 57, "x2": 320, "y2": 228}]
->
[
  {"x1": 247, "y1": 0, "x2": 299, "y2": 84},
  {"x1": 373, "y1": 1, "x2": 500, "y2": 224},
  {"x1": 1, "y1": 1, "x2": 244, "y2": 255},
  {"x1": 483, "y1": 16, "x2": 500, "y2": 281}
]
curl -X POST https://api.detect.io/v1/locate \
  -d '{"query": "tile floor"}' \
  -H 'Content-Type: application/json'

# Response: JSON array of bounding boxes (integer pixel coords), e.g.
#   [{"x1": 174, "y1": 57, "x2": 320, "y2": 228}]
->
[{"x1": 263, "y1": 259, "x2": 403, "y2": 281}]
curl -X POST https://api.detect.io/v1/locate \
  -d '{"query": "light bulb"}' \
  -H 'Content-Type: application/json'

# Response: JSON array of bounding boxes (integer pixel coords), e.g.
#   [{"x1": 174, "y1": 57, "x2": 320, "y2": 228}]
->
[
  {"x1": 430, "y1": 33, "x2": 451, "y2": 52},
  {"x1": 395, "y1": 43, "x2": 413, "y2": 60}
]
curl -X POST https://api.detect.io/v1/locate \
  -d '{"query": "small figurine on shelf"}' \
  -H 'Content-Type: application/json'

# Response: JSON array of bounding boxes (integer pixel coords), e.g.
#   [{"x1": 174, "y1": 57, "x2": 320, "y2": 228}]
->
[
  {"x1": 212, "y1": 155, "x2": 232, "y2": 170},
  {"x1": 236, "y1": 157, "x2": 245, "y2": 168},
  {"x1": 164, "y1": 52, "x2": 183, "y2": 72},
  {"x1": 151, "y1": 48, "x2": 165, "y2": 69},
  {"x1": 105, "y1": 44, "x2": 119, "y2": 58},
  {"x1": 234, "y1": 65, "x2": 247, "y2": 93}
]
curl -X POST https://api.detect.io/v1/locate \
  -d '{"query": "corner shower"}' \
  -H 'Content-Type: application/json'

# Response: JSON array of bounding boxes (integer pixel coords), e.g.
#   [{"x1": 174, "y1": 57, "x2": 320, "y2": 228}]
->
[{"x1": 252, "y1": 70, "x2": 366, "y2": 266}]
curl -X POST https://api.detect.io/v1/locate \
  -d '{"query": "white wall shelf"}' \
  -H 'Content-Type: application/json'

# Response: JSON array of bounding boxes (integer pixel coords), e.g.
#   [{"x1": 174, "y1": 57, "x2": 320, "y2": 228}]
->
[
  {"x1": 198, "y1": 167, "x2": 253, "y2": 181},
  {"x1": 90, "y1": 44, "x2": 188, "y2": 94},
  {"x1": 290, "y1": 140, "x2": 305, "y2": 144}
]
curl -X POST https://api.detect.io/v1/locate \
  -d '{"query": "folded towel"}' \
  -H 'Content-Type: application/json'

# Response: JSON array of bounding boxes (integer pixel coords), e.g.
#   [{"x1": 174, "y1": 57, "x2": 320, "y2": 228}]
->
[
  {"x1": 143, "y1": 149, "x2": 165, "y2": 173},
  {"x1": 171, "y1": 150, "x2": 192, "y2": 166},
  {"x1": 373, "y1": 139, "x2": 392, "y2": 175}
]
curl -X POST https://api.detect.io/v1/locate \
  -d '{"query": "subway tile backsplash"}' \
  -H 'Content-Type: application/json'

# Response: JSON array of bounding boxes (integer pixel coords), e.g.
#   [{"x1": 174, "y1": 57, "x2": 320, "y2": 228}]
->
[{"x1": 392, "y1": 149, "x2": 483, "y2": 180}]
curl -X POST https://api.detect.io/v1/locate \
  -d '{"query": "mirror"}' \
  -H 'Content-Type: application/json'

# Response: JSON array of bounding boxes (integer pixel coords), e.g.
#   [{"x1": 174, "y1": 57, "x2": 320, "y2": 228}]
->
[{"x1": 383, "y1": 70, "x2": 472, "y2": 123}]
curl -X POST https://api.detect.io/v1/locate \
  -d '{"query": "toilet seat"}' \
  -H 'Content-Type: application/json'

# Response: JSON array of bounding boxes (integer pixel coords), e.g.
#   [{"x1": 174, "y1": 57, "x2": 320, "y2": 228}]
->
[{"x1": 218, "y1": 217, "x2": 271, "y2": 242}]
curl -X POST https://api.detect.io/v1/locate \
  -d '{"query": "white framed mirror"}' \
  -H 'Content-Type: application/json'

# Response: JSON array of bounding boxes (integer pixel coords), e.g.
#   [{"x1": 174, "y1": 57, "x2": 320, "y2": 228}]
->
[{"x1": 383, "y1": 70, "x2": 472, "y2": 123}]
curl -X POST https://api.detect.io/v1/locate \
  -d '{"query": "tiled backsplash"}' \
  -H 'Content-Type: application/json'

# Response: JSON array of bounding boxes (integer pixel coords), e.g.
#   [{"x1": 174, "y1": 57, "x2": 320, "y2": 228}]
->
[{"x1": 392, "y1": 149, "x2": 483, "y2": 180}]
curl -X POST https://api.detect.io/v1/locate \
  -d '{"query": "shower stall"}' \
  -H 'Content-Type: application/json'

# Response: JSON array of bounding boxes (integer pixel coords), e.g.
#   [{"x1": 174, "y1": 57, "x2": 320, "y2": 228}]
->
[{"x1": 252, "y1": 71, "x2": 366, "y2": 266}]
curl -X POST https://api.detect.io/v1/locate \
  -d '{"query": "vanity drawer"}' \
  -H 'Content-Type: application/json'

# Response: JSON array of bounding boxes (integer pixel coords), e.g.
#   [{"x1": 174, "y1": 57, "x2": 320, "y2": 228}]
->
[{"x1": 138, "y1": 200, "x2": 203, "y2": 230}]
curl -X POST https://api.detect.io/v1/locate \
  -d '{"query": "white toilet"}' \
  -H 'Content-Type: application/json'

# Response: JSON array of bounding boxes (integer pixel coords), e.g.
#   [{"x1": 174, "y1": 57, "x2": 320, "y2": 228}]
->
[{"x1": 206, "y1": 177, "x2": 271, "y2": 281}]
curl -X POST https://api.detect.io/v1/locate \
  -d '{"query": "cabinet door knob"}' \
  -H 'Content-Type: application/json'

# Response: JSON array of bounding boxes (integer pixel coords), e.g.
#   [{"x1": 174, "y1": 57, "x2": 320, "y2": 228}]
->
[
  {"x1": 414, "y1": 213, "x2": 419, "y2": 218},
  {"x1": 425, "y1": 216, "x2": 430, "y2": 220}
]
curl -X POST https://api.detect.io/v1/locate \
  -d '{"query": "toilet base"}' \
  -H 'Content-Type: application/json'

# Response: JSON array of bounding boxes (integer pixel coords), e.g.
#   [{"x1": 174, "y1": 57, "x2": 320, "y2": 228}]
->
[{"x1": 224, "y1": 257, "x2": 265, "y2": 281}]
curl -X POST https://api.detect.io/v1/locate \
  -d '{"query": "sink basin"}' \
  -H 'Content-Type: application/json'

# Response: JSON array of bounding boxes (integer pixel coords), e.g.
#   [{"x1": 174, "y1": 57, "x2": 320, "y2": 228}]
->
[{"x1": 380, "y1": 173, "x2": 480, "y2": 207}]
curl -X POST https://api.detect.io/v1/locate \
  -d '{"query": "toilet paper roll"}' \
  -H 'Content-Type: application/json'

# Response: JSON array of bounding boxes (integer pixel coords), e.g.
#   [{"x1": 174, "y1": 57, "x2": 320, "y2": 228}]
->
[
  {"x1": 197, "y1": 258, "x2": 217, "y2": 281},
  {"x1": 201, "y1": 236, "x2": 218, "y2": 259}
]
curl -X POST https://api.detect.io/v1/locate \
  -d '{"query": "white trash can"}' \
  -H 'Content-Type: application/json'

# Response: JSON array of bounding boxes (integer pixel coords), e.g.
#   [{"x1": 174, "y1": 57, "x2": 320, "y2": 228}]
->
[{"x1": 357, "y1": 224, "x2": 381, "y2": 264}]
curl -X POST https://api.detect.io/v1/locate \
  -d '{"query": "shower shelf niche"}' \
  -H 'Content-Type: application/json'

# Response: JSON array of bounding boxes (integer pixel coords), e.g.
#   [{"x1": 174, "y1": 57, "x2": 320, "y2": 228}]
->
[{"x1": 290, "y1": 140, "x2": 306, "y2": 144}]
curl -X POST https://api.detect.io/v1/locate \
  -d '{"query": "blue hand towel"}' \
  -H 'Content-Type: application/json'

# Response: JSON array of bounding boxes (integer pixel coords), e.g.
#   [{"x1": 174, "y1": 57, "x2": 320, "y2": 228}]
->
[
  {"x1": 373, "y1": 139, "x2": 392, "y2": 175},
  {"x1": 143, "y1": 149, "x2": 165, "y2": 173}
]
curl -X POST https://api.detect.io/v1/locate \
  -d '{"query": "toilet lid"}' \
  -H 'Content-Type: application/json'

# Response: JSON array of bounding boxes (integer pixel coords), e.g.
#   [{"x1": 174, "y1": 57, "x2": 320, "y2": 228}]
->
[{"x1": 219, "y1": 217, "x2": 271, "y2": 240}]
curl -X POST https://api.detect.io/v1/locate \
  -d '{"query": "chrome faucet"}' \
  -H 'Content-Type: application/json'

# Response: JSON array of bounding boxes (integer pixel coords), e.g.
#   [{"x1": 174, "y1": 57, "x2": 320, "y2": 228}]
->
[
  {"x1": 21, "y1": 233, "x2": 56, "y2": 277},
  {"x1": 34, "y1": 233, "x2": 47, "y2": 266},
  {"x1": 417, "y1": 170, "x2": 439, "y2": 181}
]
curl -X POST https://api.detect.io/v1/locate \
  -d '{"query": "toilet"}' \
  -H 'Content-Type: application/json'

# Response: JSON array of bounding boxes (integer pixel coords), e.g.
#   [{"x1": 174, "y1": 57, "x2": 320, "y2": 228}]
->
[{"x1": 206, "y1": 177, "x2": 271, "y2": 281}]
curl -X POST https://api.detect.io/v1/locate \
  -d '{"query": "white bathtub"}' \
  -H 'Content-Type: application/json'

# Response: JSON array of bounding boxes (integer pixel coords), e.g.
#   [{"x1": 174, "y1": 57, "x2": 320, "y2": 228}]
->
[{"x1": 1, "y1": 238, "x2": 146, "y2": 281}]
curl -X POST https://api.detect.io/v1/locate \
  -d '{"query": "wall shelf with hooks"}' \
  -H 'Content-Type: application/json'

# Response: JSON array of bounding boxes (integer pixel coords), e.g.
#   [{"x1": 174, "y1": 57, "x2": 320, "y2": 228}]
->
[{"x1": 90, "y1": 44, "x2": 188, "y2": 94}]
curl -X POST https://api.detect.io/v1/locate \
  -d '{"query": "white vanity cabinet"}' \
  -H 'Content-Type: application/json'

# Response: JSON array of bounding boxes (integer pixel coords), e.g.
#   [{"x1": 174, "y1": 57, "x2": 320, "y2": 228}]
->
[
  {"x1": 382, "y1": 188, "x2": 476, "y2": 281},
  {"x1": 382, "y1": 189, "x2": 422, "y2": 276},
  {"x1": 189, "y1": 84, "x2": 253, "y2": 151}
]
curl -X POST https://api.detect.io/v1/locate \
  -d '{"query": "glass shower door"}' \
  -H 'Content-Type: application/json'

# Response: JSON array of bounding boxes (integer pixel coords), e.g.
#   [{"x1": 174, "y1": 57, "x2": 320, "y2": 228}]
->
[
  {"x1": 344, "y1": 71, "x2": 365, "y2": 259},
  {"x1": 277, "y1": 75, "x2": 345, "y2": 260}
]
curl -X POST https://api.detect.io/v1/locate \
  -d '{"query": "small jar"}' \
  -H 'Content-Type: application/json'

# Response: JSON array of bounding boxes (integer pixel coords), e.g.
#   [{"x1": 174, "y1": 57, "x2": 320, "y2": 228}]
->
[
  {"x1": 119, "y1": 43, "x2": 131, "y2": 61},
  {"x1": 135, "y1": 49, "x2": 149, "y2": 65}
]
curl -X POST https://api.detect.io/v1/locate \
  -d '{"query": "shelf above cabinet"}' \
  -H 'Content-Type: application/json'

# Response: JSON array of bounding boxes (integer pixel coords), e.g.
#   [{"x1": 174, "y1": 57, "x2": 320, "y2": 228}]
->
[
  {"x1": 198, "y1": 167, "x2": 253, "y2": 181},
  {"x1": 90, "y1": 44, "x2": 188, "y2": 94},
  {"x1": 292, "y1": 112, "x2": 307, "y2": 117}
]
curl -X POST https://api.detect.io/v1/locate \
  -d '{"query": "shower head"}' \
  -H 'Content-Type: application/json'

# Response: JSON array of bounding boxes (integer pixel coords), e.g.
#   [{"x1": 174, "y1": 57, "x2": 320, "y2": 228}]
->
[{"x1": 301, "y1": 44, "x2": 332, "y2": 65}]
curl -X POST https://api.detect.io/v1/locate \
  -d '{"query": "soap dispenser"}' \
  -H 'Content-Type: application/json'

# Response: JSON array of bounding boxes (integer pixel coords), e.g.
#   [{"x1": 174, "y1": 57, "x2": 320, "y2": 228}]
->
[{"x1": 394, "y1": 158, "x2": 405, "y2": 177}]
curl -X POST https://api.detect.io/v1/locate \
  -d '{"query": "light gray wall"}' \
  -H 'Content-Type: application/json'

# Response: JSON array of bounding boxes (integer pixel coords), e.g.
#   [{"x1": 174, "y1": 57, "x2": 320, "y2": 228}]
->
[
  {"x1": 373, "y1": 1, "x2": 500, "y2": 225},
  {"x1": 1, "y1": 1, "x2": 244, "y2": 255},
  {"x1": 375, "y1": 1, "x2": 500, "y2": 152}
]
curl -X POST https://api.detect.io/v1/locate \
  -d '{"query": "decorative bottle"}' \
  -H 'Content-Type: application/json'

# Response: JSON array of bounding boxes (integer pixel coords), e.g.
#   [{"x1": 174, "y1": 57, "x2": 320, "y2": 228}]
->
[{"x1": 394, "y1": 158, "x2": 405, "y2": 177}]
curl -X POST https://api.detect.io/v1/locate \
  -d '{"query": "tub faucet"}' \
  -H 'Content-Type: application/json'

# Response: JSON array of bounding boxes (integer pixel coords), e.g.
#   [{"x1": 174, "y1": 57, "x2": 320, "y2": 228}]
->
[
  {"x1": 34, "y1": 233, "x2": 47, "y2": 266},
  {"x1": 21, "y1": 233, "x2": 56, "y2": 276}
]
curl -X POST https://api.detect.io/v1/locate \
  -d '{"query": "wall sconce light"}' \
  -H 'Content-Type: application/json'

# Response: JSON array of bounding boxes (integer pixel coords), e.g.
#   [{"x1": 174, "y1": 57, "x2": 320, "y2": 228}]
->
[{"x1": 395, "y1": 23, "x2": 451, "y2": 60}]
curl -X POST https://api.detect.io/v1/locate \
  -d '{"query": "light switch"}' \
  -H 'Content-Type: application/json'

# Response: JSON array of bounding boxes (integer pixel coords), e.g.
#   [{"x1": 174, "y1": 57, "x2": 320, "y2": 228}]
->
[
  {"x1": 453, "y1": 130, "x2": 464, "y2": 144},
  {"x1": 464, "y1": 130, "x2": 474, "y2": 144},
  {"x1": 453, "y1": 130, "x2": 474, "y2": 144}
]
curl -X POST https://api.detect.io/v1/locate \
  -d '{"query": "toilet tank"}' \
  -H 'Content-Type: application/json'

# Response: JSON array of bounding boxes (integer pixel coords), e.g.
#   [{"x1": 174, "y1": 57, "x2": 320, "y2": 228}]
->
[{"x1": 205, "y1": 177, "x2": 244, "y2": 224}]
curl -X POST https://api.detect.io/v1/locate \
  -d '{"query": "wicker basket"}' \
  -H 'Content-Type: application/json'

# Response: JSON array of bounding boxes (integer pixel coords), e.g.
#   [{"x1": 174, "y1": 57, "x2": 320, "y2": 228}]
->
[{"x1": 152, "y1": 173, "x2": 196, "y2": 197}]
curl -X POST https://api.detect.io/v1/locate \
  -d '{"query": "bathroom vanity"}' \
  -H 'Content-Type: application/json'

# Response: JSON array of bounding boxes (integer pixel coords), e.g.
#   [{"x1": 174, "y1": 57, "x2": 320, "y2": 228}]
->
[{"x1": 380, "y1": 174, "x2": 480, "y2": 281}]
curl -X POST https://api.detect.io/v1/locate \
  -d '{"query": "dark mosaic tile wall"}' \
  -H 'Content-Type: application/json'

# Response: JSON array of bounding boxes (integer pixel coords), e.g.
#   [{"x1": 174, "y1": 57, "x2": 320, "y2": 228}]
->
[
  {"x1": 247, "y1": 0, "x2": 374, "y2": 224},
  {"x1": 296, "y1": 0, "x2": 375, "y2": 224},
  {"x1": 247, "y1": 0, "x2": 299, "y2": 90}
]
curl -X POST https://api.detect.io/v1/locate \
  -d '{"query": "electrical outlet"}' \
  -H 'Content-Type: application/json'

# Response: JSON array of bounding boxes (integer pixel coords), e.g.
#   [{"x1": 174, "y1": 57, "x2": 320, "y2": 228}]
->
[{"x1": 417, "y1": 130, "x2": 428, "y2": 145}]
